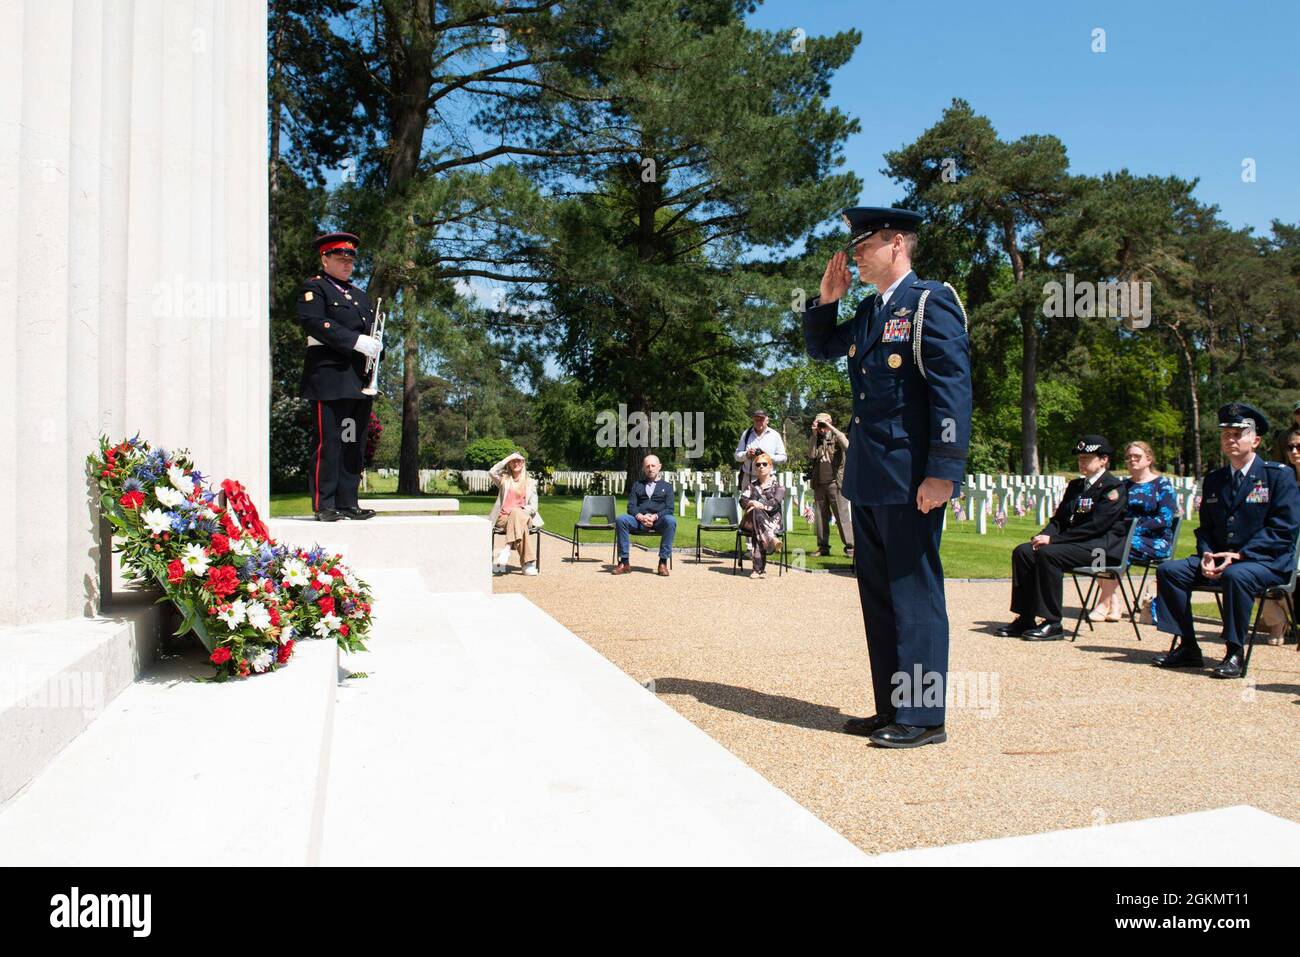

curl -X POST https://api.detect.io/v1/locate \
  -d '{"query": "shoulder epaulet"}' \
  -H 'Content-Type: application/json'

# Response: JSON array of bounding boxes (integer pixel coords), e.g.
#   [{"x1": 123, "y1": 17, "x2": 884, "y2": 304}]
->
[
  {"x1": 912, "y1": 280, "x2": 969, "y2": 378},
  {"x1": 1266, "y1": 460, "x2": 1287, "y2": 469}
]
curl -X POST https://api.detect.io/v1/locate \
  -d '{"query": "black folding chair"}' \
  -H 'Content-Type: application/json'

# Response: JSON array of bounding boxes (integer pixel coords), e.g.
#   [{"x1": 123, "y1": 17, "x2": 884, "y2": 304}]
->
[
  {"x1": 1070, "y1": 519, "x2": 1141, "y2": 641},
  {"x1": 571, "y1": 494, "x2": 618, "y2": 563},
  {"x1": 1125, "y1": 515, "x2": 1183, "y2": 628},
  {"x1": 695, "y1": 495, "x2": 740, "y2": 562},
  {"x1": 490, "y1": 523, "x2": 541, "y2": 571},
  {"x1": 628, "y1": 522, "x2": 674, "y2": 569},
  {"x1": 732, "y1": 514, "x2": 791, "y2": 577},
  {"x1": 1184, "y1": 535, "x2": 1300, "y2": 679}
]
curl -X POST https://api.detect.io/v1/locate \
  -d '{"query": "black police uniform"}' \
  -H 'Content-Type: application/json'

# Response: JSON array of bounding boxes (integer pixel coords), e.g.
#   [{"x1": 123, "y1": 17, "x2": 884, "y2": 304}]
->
[
  {"x1": 297, "y1": 269, "x2": 378, "y2": 514},
  {"x1": 1155, "y1": 403, "x2": 1300, "y2": 675},
  {"x1": 1009, "y1": 469, "x2": 1128, "y2": 630},
  {"x1": 803, "y1": 207, "x2": 972, "y2": 742}
]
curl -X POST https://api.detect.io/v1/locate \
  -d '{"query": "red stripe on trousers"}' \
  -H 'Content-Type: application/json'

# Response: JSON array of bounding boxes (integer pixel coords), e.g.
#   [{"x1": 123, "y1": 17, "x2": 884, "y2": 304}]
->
[{"x1": 314, "y1": 400, "x2": 323, "y2": 511}]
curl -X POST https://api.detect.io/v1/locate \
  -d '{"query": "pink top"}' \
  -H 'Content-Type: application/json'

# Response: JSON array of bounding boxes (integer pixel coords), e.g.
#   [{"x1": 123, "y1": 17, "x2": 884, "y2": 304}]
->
[{"x1": 501, "y1": 484, "x2": 525, "y2": 516}]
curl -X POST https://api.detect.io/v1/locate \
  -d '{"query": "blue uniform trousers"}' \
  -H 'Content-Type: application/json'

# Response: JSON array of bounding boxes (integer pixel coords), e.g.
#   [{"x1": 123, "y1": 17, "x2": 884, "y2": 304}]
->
[
  {"x1": 851, "y1": 502, "x2": 949, "y2": 726},
  {"x1": 1156, "y1": 555, "x2": 1284, "y2": 651}
]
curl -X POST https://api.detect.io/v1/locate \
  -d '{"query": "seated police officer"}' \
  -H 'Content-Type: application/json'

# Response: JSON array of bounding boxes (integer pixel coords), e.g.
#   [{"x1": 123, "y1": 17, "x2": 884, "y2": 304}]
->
[
  {"x1": 997, "y1": 435, "x2": 1129, "y2": 641},
  {"x1": 1153, "y1": 403, "x2": 1300, "y2": 678}
]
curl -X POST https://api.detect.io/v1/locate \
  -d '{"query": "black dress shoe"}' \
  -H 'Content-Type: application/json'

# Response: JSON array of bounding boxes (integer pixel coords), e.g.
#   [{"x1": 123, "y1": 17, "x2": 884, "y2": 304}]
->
[
  {"x1": 337, "y1": 506, "x2": 377, "y2": 520},
  {"x1": 869, "y1": 723, "x2": 947, "y2": 749},
  {"x1": 1211, "y1": 650, "x2": 1245, "y2": 679},
  {"x1": 996, "y1": 618, "x2": 1036, "y2": 637},
  {"x1": 314, "y1": 508, "x2": 342, "y2": 522},
  {"x1": 1021, "y1": 621, "x2": 1065, "y2": 641},
  {"x1": 1152, "y1": 640, "x2": 1204, "y2": 669},
  {"x1": 843, "y1": 713, "x2": 896, "y2": 737}
]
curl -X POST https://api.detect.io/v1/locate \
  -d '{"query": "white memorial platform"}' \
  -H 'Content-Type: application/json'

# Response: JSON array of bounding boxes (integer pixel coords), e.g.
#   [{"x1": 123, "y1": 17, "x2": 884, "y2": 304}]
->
[
  {"x1": 357, "y1": 497, "x2": 460, "y2": 513},
  {"x1": 267, "y1": 514, "x2": 491, "y2": 594}
]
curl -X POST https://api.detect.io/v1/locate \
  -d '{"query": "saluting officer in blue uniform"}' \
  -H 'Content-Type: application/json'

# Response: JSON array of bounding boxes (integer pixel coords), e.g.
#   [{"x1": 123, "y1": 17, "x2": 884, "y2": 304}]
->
[
  {"x1": 1154, "y1": 403, "x2": 1300, "y2": 677},
  {"x1": 297, "y1": 231, "x2": 382, "y2": 522},
  {"x1": 803, "y1": 207, "x2": 972, "y2": 748}
]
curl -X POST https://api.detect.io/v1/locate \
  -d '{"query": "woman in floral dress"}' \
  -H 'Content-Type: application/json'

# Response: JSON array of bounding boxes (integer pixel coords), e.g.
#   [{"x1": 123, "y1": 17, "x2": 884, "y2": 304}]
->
[
  {"x1": 1093, "y1": 440, "x2": 1177, "y2": 620},
  {"x1": 738, "y1": 452, "x2": 786, "y2": 579}
]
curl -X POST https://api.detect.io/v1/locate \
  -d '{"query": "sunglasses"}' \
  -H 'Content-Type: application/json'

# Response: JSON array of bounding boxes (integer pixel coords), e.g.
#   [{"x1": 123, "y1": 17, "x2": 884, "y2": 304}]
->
[{"x1": 1287, "y1": 443, "x2": 1300, "y2": 452}]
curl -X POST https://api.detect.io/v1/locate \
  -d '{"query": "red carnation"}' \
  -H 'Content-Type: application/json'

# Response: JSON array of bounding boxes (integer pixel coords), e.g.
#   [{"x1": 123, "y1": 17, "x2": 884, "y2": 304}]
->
[
  {"x1": 339, "y1": 623, "x2": 349, "y2": 637},
  {"x1": 166, "y1": 559, "x2": 185, "y2": 584},
  {"x1": 318, "y1": 596, "x2": 335, "y2": 616},
  {"x1": 205, "y1": 564, "x2": 239, "y2": 598},
  {"x1": 269, "y1": 606, "x2": 281, "y2": 626},
  {"x1": 277, "y1": 639, "x2": 295, "y2": 665},
  {"x1": 209, "y1": 533, "x2": 230, "y2": 555},
  {"x1": 237, "y1": 659, "x2": 250, "y2": 677},
  {"x1": 120, "y1": 490, "x2": 145, "y2": 510},
  {"x1": 210, "y1": 646, "x2": 232, "y2": 665},
  {"x1": 326, "y1": 566, "x2": 345, "y2": 578}
]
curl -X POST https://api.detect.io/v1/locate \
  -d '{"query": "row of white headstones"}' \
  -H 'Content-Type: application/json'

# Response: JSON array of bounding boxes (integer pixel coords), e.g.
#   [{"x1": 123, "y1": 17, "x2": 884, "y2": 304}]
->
[{"x1": 399, "y1": 468, "x2": 1203, "y2": 536}]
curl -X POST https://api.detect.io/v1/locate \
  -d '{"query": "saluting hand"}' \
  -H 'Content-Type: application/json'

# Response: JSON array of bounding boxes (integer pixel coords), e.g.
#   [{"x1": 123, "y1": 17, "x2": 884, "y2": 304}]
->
[{"x1": 819, "y1": 251, "x2": 853, "y2": 303}]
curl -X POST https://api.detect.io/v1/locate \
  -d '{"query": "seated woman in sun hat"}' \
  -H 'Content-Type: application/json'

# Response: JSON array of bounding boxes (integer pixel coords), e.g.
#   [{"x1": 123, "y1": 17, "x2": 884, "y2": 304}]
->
[{"x1": 488, "y1": 451, "x2": 544, "y2": 575}]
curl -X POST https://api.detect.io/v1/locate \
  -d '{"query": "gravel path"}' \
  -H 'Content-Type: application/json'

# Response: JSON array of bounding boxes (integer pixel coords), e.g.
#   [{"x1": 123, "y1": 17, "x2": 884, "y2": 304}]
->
[{"x1": 495, "y1": 541, "x2": 1300, "y2": 854}]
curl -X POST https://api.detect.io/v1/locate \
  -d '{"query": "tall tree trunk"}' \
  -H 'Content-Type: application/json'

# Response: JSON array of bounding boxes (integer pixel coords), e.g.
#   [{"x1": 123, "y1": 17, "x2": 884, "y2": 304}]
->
[
  {"x1": 398, "y1": 308, "x2": 421, "y2": 494},
  {"x1": 1002, "y1": 222, "x2": 1038, "y2": 474},
  {"x1": 1165, "y1": 320, "x2": 1202, "y2": 477},
  {"x1": 369, "y1": 4, "x2": 436, "y2": 495}
]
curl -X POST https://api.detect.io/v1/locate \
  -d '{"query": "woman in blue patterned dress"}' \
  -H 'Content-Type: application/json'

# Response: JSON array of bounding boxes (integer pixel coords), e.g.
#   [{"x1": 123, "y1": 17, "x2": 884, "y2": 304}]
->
[{"x1": 1092, "y1": 441, "x2": 1178, "y2": 621}]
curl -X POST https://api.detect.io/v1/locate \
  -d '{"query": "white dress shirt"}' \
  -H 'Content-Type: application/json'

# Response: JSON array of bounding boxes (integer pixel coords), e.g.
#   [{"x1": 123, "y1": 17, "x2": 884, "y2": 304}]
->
[{"x1": 877, "y1": 270, "x2": 912, "y2": 310}]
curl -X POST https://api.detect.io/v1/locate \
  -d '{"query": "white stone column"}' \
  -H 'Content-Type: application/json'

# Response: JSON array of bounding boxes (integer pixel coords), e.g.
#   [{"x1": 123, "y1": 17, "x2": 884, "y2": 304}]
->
[{"x1": 1, "y1": 0, "x2": 269, "y2": 627}]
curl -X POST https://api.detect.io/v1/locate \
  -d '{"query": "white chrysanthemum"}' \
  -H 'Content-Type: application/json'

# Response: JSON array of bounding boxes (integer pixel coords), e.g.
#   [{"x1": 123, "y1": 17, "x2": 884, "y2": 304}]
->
[
  {"x1": 180, "y1": 542, "x2": 210, "y2": 576},
  {"x1": 313, "y1": 613, "x2": 342, "y2": 638},
  {"x1": 142, "y1": 508, "x2": 171, "y2": 535},
  {"x1": 279, "y1": 625, "x2": 295, "y2": 645},
  {"x1": 249, "y1": 648, "x2": 274, "y2": 673},
  {"x1": 154, "y1": 485, "x2": 185, "y2": 509},
  {"x1": 217, "y1": 604, "x2": 243, "y2": 630},
  {"x1": 200, "y1": 507, "x2": 217, "y2": 520},
  {"x1": 167, "y1": 464, "x2": 195, "y2": 495},
  {"x1": 344, "y1": 572, "x2": 360, "y2": 591},
  {"x1": 231, "y1": 537, "x2": 254, "y2": 557},
  {"x1": 282, "y1": 559, "x2": 311, "y2": 588},
  {"x1": 245, "y1": 601, "x2": 272, "y2": 632}
]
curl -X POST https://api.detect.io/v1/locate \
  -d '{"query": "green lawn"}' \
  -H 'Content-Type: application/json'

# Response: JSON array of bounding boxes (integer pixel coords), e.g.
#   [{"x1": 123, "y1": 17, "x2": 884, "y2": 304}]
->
[{"x1": 270, "y1": 480, "x2": 1202, "y2": 580}]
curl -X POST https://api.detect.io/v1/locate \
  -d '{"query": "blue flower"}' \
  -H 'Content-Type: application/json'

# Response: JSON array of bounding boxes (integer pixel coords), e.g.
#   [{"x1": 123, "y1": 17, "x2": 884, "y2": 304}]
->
[
  {"x1": 122, "y1": 477, "x2": 144, "y2": 494},
  {"x1": 127, "y1": 432, "x2": 141, "y2": 448}
]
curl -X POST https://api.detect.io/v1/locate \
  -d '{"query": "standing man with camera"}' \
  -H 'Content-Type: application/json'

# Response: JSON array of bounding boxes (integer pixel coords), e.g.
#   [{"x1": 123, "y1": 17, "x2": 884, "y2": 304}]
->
[
  {"x1": 807, "y1": 412, "x2": 853, "y2": 557},
  {"x1": 803, "y1": 207, "x2": 972, "y2": 749},
  {"x1": 297, "y1": 231, "x2": 381, "y2": 522}
]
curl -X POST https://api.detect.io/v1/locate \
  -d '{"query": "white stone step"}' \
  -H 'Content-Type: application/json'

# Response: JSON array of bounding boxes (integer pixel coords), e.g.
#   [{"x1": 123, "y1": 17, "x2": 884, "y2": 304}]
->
[
  {"x1": 870, "y1": 805, "x2": 1300, "y2": 866},
  {"x1": 320, "y1": 586, "x2": 866, "y2": 865},
  {"x1": 0, "y1": 638, "x2": 338, "y2": 866},
  {"x1": 0, "y1": 596, "x2": 159, "y2": 805}
]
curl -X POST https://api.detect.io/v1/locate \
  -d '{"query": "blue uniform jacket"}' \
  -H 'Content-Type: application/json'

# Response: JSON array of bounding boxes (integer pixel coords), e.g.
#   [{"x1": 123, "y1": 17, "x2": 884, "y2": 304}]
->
[
  {"x1": 803, "y1": 271, "x2": 972, "y2": 506},
  {"x1": 1194, "y1": 457, "x2": 1300, "y2": 578},
  {"x1": 627, "y1": 480, "x2": 675, "y2": 519}
]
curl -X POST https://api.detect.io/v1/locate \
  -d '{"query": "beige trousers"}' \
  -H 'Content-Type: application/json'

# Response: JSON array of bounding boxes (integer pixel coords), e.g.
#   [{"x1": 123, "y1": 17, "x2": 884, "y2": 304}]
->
[
  {"x1": 494, "y1": 509, "x2": 535, "y2": 564},
  {"x1": 812, "y1": 481, "x2": 853, "y2": 549}
]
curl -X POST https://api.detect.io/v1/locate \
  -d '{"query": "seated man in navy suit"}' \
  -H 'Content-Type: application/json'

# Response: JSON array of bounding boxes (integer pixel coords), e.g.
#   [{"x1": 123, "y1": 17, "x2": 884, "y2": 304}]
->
[
  {"x1": 1154, "y1": 403, "x2": 1300, "y2": 678},
  {"x1": 613, "y1": 454, "x2": 676, "y2": 577}
]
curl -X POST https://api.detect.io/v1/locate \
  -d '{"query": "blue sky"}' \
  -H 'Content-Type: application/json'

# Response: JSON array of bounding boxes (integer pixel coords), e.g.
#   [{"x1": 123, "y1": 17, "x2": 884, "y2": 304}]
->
[{"x1": 747, "y1": 0, "x2": 1298, "y2": 236}]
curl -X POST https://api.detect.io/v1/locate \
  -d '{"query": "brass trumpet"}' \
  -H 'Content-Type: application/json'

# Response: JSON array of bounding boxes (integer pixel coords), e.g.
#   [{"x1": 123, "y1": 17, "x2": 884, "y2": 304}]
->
[{"x1": 362, "y1": 297, "x2": 385, "y2": 396}]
